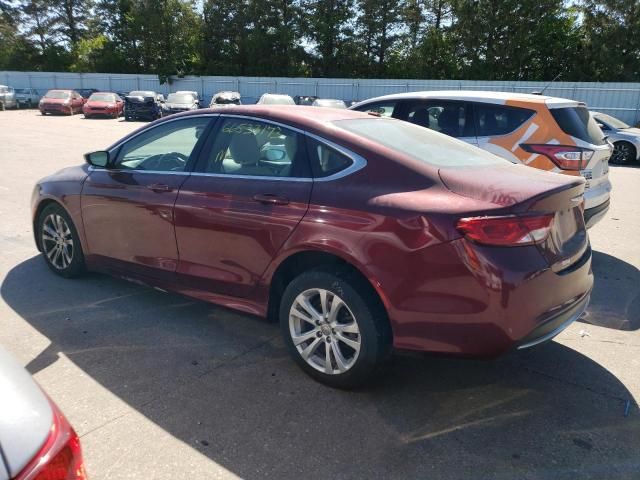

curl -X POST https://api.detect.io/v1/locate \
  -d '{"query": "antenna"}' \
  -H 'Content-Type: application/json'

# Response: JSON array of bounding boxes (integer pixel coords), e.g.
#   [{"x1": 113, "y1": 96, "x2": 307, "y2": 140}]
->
[{"x1": 533, "y1": 72, "x2": 563, "y2": 95}]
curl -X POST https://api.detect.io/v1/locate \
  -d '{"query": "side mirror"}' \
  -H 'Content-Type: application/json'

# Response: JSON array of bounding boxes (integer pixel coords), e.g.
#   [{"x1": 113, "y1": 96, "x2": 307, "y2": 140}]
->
[
  {"x1": 265, "y1": 149, "x2": 286, "y2": 161},
  {"x1": 85, "y1": 151, "x2": 109, "y2": 168}
]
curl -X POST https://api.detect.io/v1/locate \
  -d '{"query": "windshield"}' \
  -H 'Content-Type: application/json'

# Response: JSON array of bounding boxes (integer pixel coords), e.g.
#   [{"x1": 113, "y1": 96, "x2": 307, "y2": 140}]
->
[
  {"x1": 260, "y1": 95, "x2": 295, "y2": 105},
  {"x1": 334, "y1": 118, "x2": 509, "y2": 167},
  {"x1": 89, "y1": 93, "x2": 116, "y2": 102},
  {"x1": 314, "y1": 99, "x2": 347, "y2": 109},
  {"x1": 45, "y1": 90, "x2": 70, "y2": 99},
  {"x1": 128, "y1": 91, "x2": 155, "y2": 98},
  {"x1": 15, "y1": 89, "x2": 30, "y2": 94},
  {"x1": 595, "y1": 112, "x2": 630, "y2": 130},
  {"x1": 550, "y1": 106, "x2": 606, "y2": 145},
  {"x1": 167, "y1": 93, "x2": 195, "y2": 103},
  {"x1": 213, "y1": 97, "x2": 240, "y2": 105}
]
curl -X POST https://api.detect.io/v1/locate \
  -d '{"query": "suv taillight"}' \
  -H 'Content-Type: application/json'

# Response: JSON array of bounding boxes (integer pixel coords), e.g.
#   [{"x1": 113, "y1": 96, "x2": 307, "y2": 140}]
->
[
  {"x1": 457, "y1": 214, "x2": 554, "y2": 246},
  {"x1": 521, "y1": 144, "x2": 594, "y2": 171},
  {"x1": 15, "y1": 398, "x2": 87, "y2": 480}
]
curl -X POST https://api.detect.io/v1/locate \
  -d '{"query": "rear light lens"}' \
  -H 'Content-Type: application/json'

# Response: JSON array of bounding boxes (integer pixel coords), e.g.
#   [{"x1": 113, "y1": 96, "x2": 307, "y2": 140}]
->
[
  {"x1": 15, "y1": 397, "x2": 87, "y2": 480},
  {"x1": 521, "y1": 144, "x2": 594, "y2": 170},
  {"x1": 457, "y1": 214, "x2": 554, "y2": 246}
]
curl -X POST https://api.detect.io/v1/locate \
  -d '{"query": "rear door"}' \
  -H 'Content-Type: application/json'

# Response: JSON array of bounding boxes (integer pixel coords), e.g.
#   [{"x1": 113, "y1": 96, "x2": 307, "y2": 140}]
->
[{"x1": 173, "y1": 115, "x2": 313, "y2": 298}]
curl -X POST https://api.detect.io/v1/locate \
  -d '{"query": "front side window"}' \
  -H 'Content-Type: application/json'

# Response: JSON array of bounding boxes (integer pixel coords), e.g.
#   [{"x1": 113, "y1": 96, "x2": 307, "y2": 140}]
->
[
  {"x1": 199, "y1": 118, "x2": 309, "y2": 178},
  {"x1": 475, "y1": 103, "x2": 535, "y2": 137},
  {"x1": 353, "y1": 101, "x2": 398, "y2": 118},
  {"x1": 115, "y1": 117, "x2": 210, "y2": 172},
  {"x1": 405, "y1": 101, "x2": 474, "y2": 138}
]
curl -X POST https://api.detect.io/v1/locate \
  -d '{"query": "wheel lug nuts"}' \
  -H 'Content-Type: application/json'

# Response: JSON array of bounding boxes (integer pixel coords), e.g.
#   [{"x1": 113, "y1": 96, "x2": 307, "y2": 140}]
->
[{"x1": 325, "y1": 337, "x2": 331, "y2": 343}]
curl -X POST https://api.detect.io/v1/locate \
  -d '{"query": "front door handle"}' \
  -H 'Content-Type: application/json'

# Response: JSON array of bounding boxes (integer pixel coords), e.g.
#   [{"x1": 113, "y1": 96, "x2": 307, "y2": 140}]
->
[
  {"x1": 252, "y1": 193, "x2": 289, "y2": 205},
  {"x1": 147, "y1": 183, "x2": 172, "y2": 193}
]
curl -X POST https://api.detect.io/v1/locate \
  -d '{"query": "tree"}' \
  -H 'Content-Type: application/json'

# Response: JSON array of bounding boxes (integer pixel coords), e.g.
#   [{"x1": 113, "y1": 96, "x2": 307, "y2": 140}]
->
[
  {"x1": 303, "y1": 0, "x2": 355, "y2": 76},
  {"x1": 354, "y1": 0, "x2": 403, "y2": 76}
]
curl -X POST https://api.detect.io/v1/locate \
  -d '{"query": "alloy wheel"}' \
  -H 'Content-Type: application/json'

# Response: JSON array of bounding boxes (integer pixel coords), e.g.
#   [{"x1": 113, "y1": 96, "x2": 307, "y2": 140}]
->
[
  {"x1": 41, "y1": 213, "x2": 74, "y2": 270},
  {"x1": 289, "y1": 288, "x2": 361, "y2": 375},
  {"x1": 612, "y1": 142, "x2": 633, "y2": 164}
]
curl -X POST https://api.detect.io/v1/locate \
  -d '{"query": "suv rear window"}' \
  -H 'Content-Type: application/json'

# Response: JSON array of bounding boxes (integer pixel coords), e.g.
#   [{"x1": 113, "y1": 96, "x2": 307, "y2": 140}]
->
[
  {"x1": 550, "y1": 106, "x2": 606, "y2": 146},
  {"x1": 475, "y1": 104, "x2": 535, "y2": 136},
  {"x1": 334, "y1": 118, "x2": 509, "y2": 167}
]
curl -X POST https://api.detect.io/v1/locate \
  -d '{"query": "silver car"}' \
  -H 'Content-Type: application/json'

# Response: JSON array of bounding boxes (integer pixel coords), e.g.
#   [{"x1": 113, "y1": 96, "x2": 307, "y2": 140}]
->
[
  {"x1": 312, "y1": 98, "x2": 347, "y2": 109},
  {"x1": 0, "y1": 85, "x2": 17, "y2": 110},
  {"x1": 257, "y1": 93, "x2": 295, "y2": 105},
  {"x1": 0, "y1": 347, "x2": 86, "y2": 479},
  {"x1": 15, "y1": 88, "x2": 41, "y2": 108},
  {"x1": 591, "y1": 111, "x2": 640, "y2": 165}
]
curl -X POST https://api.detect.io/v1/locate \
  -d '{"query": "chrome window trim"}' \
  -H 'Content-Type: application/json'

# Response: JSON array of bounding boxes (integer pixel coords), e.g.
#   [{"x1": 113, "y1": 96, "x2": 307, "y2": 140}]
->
[
  {"x1": 191, "y1": 114, "x2": 367, "y2": 182},
  {"x1": 106, "y1": 113, "x2": 220, "y2": 155},
  {"x1": 87, "y1": 166, "x2": 190, "y2": 175}
]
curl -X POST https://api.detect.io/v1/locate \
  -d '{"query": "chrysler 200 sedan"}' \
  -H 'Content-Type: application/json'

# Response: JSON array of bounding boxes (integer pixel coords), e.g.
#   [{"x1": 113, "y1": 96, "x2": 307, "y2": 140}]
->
[{"x1": 31, "y1": 106, "x2": 593, "y2": 388}]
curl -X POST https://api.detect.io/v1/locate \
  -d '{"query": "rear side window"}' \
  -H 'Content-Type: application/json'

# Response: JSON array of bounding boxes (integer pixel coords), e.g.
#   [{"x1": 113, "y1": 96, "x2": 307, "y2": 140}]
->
[
  {"x1": 475, "y1": 103, "x2": 535, "y2": 136},
  {"x1": 405, "y1": 101, "x2": 474, "y2": 138},
  {"x1": 334, "y1": 118, "x2": 508, "y2": 167},
  {"x1": 353, "y1": 101, "x2": 398, "y2": 118},
  {"x1": 550, "y1": 106, "x2": 606, "y2": 146},
  {"x1": 306, "y1": 138, "x2": 353, "y2": 178}
]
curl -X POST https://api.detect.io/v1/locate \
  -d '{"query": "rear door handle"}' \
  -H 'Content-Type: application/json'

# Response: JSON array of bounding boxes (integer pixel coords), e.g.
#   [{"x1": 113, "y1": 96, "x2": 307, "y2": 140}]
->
[
  {"x1": 252, "y1": 193, "x2": 289, "y2": 205},
  {"x1": 147, "y1": 183, "x2": 172, "y2": 193}
]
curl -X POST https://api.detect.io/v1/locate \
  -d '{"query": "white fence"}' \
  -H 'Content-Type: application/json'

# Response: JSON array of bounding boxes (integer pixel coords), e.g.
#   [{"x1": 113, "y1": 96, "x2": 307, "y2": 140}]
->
[{"x1": 2, "y1": 70, "x2": 640, "y2": 124}]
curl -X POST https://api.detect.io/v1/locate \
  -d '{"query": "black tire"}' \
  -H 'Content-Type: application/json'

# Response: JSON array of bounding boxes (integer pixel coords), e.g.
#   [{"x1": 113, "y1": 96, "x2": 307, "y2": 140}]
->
[
  {"x1": 36, "y1": 203, "x2": 85, "y2": 278},
  {"x1": 611, "y1": 141, "x2": 636, "y2": 165},
  {"x1": 0, "y1": 102, "x2": 4, "y2": 111},
  {"x1": 279, "y1": 268, "x2": 391, "y2": 389}
]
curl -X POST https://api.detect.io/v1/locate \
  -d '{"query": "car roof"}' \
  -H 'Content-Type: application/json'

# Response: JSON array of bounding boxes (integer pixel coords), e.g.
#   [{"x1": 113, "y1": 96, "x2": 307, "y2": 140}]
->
[{"x1": 354, "y1": 90, "x2": 580, "y2": 108}]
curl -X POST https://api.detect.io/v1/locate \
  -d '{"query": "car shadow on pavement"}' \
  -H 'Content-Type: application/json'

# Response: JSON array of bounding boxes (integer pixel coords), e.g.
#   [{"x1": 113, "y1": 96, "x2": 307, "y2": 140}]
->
[
  {"x1": 583, "y1": 250, "x2": 640, "y2": 331},
  {"x1": 2, "y1": 256, "x2": 639, "y2": 479}
]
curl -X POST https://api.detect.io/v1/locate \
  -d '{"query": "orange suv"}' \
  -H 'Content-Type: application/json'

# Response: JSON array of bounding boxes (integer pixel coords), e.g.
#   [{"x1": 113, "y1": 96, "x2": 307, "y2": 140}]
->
[{"x1": 352, "y1": 91, "x2": 612, "y2": 228}]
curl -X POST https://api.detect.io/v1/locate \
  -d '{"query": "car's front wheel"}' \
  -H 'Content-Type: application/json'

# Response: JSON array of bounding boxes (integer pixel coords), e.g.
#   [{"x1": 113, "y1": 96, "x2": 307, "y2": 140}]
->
[
  {"x1": 280, "y1": 268, "x2": 391, "y2": 388},
  {"x1": 37, "y1": 204, "x2": 85, "y2": 278}
]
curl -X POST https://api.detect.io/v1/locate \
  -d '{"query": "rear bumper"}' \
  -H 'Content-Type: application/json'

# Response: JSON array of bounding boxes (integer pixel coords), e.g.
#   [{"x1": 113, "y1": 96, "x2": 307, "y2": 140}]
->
[
  {"x1": 584, "y1": 198, "x2": 610, "y2": 229},
  {"x1": 517, "y1": 291, "x2": 590, "y2": 350}
]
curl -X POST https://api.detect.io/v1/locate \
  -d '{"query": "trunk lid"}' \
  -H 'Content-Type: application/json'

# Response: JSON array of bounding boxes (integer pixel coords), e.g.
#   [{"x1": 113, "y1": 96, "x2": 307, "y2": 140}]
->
[{"x1": 439, "y1": 163, "x2": 588, "y2": 270}]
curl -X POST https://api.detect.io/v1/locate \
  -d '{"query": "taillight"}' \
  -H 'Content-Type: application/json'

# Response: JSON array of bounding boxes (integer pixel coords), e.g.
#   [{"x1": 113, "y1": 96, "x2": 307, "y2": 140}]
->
[
  {"x1": 457, "y1": 214, "x2": 554, "y2": 246},
  {"x1": 521, "y1": 144, "x2": 594, "y2": 171},
  {"x1": 15, "y1": 397, "x2": 87, "y2": 480}
]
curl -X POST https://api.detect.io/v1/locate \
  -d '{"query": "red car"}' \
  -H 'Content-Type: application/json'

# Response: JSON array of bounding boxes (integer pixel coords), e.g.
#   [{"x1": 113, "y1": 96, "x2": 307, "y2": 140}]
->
[
  {"x1": 82, "y1": 92, "x2": 124, "y2": 119},
  {"x1": 39, "y1": 90, "x2": 85, "y2": 115},
  {"x1": 31, "y1": 106, "x2": 593, "y2": 388}
]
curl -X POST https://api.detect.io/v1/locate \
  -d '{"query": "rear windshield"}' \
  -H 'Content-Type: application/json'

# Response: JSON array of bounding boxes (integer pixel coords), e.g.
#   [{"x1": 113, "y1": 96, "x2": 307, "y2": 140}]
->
[
  {"x1": 550, "y1": 106, "x2": 606, "y2": 145},
  {"x1": 45, "y1": 90, "x2": 70, "y2": 99},
  {"x1": 334, "y1": 118, "x2": 509, "y2": 167},
  {"x1": 89, "y1": 93, "x2": 116, "y2": 102},
  {"x1": 594, "y1": 112, "x2": 630, "y2": 130}
]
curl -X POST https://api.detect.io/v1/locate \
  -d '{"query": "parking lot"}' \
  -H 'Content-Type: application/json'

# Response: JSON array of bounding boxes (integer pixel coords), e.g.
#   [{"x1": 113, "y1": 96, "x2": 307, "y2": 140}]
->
[{"x1": 0, "y1": 109, "x2": 638, "y2": 479}]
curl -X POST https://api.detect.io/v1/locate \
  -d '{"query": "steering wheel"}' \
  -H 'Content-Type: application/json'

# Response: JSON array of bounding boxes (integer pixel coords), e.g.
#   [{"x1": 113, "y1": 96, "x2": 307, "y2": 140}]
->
[{"x1": 139, "y1": 152, "x2": 188, "y2": 171}]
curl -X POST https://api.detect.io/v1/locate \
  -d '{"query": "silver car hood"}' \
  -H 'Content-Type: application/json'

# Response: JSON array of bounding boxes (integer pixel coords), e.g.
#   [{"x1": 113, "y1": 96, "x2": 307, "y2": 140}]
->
[
  {"x1": 0, "y1": 347, "x2": 53, "y2": 479},
  {"x1": 618, "y1": 127, "x2": 640, "y2": 137}
]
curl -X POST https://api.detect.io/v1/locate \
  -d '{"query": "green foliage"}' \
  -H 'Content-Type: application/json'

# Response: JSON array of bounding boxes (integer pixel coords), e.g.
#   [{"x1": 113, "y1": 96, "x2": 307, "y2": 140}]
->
[{"x1": 1, "y1": 0, "x2": 639, "y2": 81}]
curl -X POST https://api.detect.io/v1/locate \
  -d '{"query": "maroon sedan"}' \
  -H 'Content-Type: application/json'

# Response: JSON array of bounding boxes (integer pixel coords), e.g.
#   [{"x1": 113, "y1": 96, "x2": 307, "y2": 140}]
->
[
  {"x1": 31, "y1": 106, "x2": 593, "y2": 388},
  {"x1": 82, "y1": 92, "x2": 124, "y2": 119},
  {"x1": 39, "y1": 89, "x2": 85, "y2": 115}
]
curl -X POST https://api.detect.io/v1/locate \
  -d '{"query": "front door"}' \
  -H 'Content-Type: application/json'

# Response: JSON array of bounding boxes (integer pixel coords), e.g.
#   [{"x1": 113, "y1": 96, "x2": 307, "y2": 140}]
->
[
  {"x1": 81, "y1": 116, "x2": 213, "y2": 277},
  {"x1": 173, "y1": 116, "x2": 313, "y2": 298}
]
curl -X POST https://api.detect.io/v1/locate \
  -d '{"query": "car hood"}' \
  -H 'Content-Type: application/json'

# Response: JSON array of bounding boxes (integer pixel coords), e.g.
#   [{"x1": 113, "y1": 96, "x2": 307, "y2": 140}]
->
[
  {"x1": 165, "y1": 102, "x2": 195, "y2": 109},
  {"x1": 616, "y1": 128, "x2": 640, "y2": 138},
  {"x1": 85, "y1": 101, "x2": 115, "y2": 108},
  {"x1": 41, "y1": 98, "x2": 67, "y2": 104},
  {"x1": 0, "y1": 347, "x2": 53, "y2": 479}
]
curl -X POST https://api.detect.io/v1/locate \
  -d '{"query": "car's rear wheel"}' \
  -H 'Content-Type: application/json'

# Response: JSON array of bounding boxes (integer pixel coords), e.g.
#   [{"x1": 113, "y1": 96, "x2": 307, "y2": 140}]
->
[
  {"x1": 611, "y1": 141, "x2": 636, "y2": 165},
  {"x1": 37, "y1": 204, "x2": 85, "y2": 278},
  {"x1": 280, "y1": 268, "x2": 391, "y2": 389}
]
